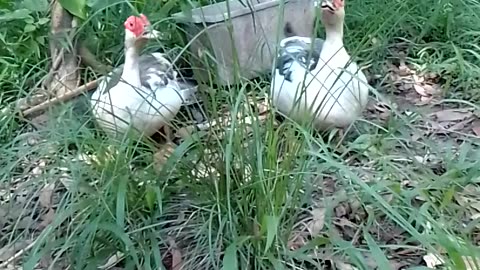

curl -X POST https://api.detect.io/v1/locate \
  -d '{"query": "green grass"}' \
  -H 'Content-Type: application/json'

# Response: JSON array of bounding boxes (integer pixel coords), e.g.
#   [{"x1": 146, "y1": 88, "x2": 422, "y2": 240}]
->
[{"x1": 1, "y1": 0, "x2": 480, "y2": 269}]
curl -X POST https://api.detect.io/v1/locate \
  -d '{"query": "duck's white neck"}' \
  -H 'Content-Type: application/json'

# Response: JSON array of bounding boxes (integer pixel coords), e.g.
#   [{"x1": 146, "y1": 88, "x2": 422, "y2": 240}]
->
[
  {"x1": 320, "y1": 20, "x2": 345, "y2": 63},
  {"x1": 121, "y1": 42, "x2": 141, "y2": 88},
  {"x1": 324, "y1": 22, "x2": 344, "y2": 46}
]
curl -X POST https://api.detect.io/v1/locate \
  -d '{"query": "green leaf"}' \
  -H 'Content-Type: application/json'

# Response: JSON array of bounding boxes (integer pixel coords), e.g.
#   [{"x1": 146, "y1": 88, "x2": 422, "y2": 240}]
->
[
  {"x1": 116, "y1": 175, "x2": 127, "y2": 228},
  {"x1": 0, "y1": 9, "x2": 33, "y2": 22},
  {"x1": 86, "y1": 0, "x2": 99, "y2": 7},
  {"x1": 37, "y1": 18, "x2": 50, "y2": 25},
  {"x1": 364, "y1": 232, "x2": 392, "y2": 270},
  {"x1": 87, "y1": 0, "x2": 123, "y2": 11},
  {"x1": 145, "y1": 186, "x2": 156, "y2": 211},
  {"x1": 441, "y1": 186, "x2": 455, "y2": 208},
  {"x1": 22, "y1": 0, "x2": 49, "y2": 12},
  {"x1": 59, "y1": 0, "x2": 86, "y2": 19},
  {"x1": 262, "y1": 215, "x2": 279, "y2": 254},
  {"x1": 24, "y1": 24, "x2": 36, "y2": 33},
  {"x1": 222, "y1": 243, "x2": 238, "y2": 270}
]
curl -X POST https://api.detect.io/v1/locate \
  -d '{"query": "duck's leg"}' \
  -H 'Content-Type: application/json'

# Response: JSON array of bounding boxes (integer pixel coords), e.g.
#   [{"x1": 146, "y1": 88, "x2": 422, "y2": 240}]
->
[
  {"x1": 164, "y1": 125, "x2": 174, "y2": 143},
  {"x1": 334, "y1": 127, "x2": 349, "y2": 149},
  {"x1": 153, "y1": 125, "x2": 176, "y2": 173}
]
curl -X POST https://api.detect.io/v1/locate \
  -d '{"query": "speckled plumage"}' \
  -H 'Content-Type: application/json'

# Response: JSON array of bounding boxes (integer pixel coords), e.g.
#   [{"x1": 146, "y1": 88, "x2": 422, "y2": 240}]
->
[
  {"x1": 271, "y1": 1, "x2": 370, "y2": 130},
  {"x1": 275, "y1": 37, "x2": 324, "y2": 82},
  {"x1": 90, "y1": 51, "x2": 185, "y2": 137},
  {"x1": 96, "y1": 53, "x2": 177, "y2": 96}
]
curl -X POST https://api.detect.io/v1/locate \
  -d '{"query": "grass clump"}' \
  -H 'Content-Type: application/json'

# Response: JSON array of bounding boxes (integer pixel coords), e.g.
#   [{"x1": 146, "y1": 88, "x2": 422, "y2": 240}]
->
[{"x1": 1, "y1": 0, "x2": 480, "y2": 269}]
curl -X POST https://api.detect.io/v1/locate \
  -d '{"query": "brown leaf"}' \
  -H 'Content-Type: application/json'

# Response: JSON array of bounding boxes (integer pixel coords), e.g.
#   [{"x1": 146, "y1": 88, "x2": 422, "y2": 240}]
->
[
  {"x1": 308, "y1": 208, "x2": 326, "y2": 236},
  {"x1": 333, "y1": 259, "x2": 359, "y2": 270},
  {"x1": 434, "y1": 110, "x2": 472, "y2": 122},
  {"x1": 425, "y1": 72, "x2": 439, "y2": 80},
  {"x1": 472, "y1": 121, "x2": 480, "y2": 137},
  {"x1": 287, "y1": 231, "x2": 307, "y2": 250},
  {"x1": 413, "y1": 84, "x2": 428, "y2": 96},
  {"x1": 463, "y1": 256, "x2": 480, "y2": 270},
  {"x1": 423, "y1": 84, "x2": 441, "y2": 96},
  {"x1": 39, "y1": 183, "x2": 55, "y2": 208},
  {"x1": 398, "y1": 64, "x2": 411, "y2": 76},
  {"x1": 98, "y1": 251, "x2": 124, "y2": 269},
  {"x1": 423, "y1": 253, "x2": 444, "y2": 268},
  {"x1": 417, "y1": 95, "x2": 433, "y2": 105},
  {"x1": 448, "y1": 119, "x2": 472, "y2": 131},
  {"x1": 168, "y1": 238, "x2": 183, "y2": 270},
  {"x1": 335, "y1": 217, "x2": 357, "y2": 229},
  {"x1": 398, "y1": 83, "x2": 413, "y2": 91},
  {"x1": 0, "y1": 240, "x2": 33, "y2": 262},
  {"x1": 335, "y1": 204, "x2": 347, "y2": 217},
  {"x1": 38, "y1": 208, "x2": 55, "y2": 229}
]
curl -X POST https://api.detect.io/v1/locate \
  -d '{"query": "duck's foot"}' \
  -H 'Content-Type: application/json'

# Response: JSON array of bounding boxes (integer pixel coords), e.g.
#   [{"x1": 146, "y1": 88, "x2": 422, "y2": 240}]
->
[
  {"x1": 153, "y1": 140, "x2": 176, "y2": 173},
  {"x1": 150, "y1": 125, "x2": 175, "y2": 144}
]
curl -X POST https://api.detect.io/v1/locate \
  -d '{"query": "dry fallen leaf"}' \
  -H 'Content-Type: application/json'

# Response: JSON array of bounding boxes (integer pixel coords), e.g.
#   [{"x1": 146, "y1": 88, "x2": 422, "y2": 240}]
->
[
  {"x1": 414, "y1": 84, "x2": 428, "y2": 96},
  {"x1": 472, "y1": 121, "x2": 480, "y2": 137},
  {"x1": 333, "y1": 259, "x2": 359, "y2": 270},
  {"x1": 39, "y1": 182, "x2": 55, "y2": 208},
  {"x1": 434, "y1": 110, "x2": 472, "y2": 122},
  {"x1": 287, "y1": 230, "x2": 308, "y2": 251},
  {"x1": 38, "y1": 208, "x2": 55, "y2": 229},
  {"x1": 98, "y1": 251, "x2": 124, "y2": 269},
  {"x1": 168, "y1": 238, "x2": 183, "y2": 270},
  {"x1": 0, "y1": 240, "x2": 34, "y2": 268},
  {"x1": 398, "y1": 64, "x2": 411, "y2": 76},
  {"x1": 335, "y1": 204, "x2": 347, "y2": 217},
  {"x1": 463, "y1": 256, "x2": 480, "y2": 270},
  {"x1": 423, "y1": 253, "x2": 444, "y2": 268},
  {"x1": 422, "y1": 84, "x2": 441, "y2": 96},
  {"x1": 308, "y1": 208, "x2": 326, "y2": 236}
]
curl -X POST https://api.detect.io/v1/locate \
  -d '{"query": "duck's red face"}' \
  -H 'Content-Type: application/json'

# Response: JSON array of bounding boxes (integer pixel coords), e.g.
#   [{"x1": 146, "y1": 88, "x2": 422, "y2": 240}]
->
[
  {"x1": 321, "y1": 0, "x2": 345, "y2": 25},
  {"x1": 321, "y1": 0, "x2": 344, "y2": 13},
  {"x1": 124, "y1": 14, "x2": 150, "y2": 38}
]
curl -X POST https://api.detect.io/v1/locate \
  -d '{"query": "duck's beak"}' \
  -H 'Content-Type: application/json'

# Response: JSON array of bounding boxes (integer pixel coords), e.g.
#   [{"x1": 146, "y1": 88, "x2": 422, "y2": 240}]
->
[{"x1": 320, "y1": 0, "x2": 335, "y2": 12}]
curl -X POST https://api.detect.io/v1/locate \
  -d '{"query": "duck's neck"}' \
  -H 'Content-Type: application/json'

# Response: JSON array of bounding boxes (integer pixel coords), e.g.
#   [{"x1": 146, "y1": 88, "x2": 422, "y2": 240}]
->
[
  {"x1": 120, "y1": 43, "x2": 141, "y2": 88},
  {"x1": 320, "y1": 21, "x2": 345, "y2": 62},
  {"x1": 324, "y1": 22, "x2": 344, "y2": 46}
]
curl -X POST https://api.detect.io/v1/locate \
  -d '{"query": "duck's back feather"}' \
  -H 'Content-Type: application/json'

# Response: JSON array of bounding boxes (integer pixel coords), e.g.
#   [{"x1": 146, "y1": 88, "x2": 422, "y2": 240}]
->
[
  {"x1": 90, "y1": 52, "x2": 186, "y2": 137},
  {"x1": 275, "y1": 37, "x2": 324, "y2": 82},
  {"x1": 96, "y1": 52, "x2": 177, "y2": 96},
  {"x1": 272, "y1": 37, "x2": 370, "y2": 130}
]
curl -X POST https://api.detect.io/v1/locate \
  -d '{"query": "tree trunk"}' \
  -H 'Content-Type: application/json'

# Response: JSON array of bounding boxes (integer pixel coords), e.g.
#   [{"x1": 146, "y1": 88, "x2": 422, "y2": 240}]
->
[{"x1": 47, "y1": 0, "x2": 80, "y2": 97}]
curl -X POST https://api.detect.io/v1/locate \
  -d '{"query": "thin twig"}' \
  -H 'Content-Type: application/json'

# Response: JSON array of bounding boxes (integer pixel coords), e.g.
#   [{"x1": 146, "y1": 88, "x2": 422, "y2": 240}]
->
[
  {"x1": 0, "y1": 239, "x2": 37, "y2": 268},
  {"x1": 21, "y1": 79, "x2": 99, "y2": 117}
]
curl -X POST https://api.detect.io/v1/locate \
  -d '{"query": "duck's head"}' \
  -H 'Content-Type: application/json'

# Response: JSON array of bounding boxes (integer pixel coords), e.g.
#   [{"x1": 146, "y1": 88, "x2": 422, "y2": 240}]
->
[
  {"x1": 320, "y1": 0, "x2": 345, "y2": 26},
  {"x1": 124, "y1": 14, "x2": 161, "y2": 48}
]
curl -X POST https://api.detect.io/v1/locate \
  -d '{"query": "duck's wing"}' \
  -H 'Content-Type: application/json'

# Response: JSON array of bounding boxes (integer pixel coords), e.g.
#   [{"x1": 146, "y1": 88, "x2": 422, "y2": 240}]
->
[
  {"x1": 275, "y1": 37, "x2": 324, "y2": 82},
  {"x1": 96, "y1": 52, "x2": 178, "y2": 96},
  {"x1": 138, "y1": 53, "x2": 178, "y2": 90}
]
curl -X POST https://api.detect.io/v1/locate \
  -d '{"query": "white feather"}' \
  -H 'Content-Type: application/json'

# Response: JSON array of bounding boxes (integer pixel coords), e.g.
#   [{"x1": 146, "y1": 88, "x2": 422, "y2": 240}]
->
[{"x1": 271, "y1": 30, "x2": 370, "y2": 130}]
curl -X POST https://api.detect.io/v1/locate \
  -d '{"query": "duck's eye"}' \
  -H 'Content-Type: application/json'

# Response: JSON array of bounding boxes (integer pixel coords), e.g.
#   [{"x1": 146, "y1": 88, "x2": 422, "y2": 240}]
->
[{"x1": 129, "y1": 22, "x2": 134, "y2": 27}]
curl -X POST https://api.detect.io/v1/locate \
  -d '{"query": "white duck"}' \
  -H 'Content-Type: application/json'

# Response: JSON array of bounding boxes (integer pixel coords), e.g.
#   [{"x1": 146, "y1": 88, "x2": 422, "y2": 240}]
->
[
  {"x1": 90, "y1": 14, "x2": 186, "y2": 139},
  {"x1": 271, "y1": 0, "x2": 369, "y2": 131}
]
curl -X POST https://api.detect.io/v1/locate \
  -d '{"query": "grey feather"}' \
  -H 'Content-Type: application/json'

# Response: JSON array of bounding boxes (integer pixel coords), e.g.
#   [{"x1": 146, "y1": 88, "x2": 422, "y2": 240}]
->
[
  {"x1": 99, "y1": 53, "x2": 177, "y2": 95},
  {"x1": 276, "y1": 37, "x2": 324, "y2": 82}
]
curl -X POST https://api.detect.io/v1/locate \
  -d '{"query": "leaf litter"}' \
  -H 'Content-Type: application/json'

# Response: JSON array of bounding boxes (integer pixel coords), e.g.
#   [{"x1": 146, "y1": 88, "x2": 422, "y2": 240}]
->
[{"x1": 3, "y1": 47, "x2": 480, "y2": 270}]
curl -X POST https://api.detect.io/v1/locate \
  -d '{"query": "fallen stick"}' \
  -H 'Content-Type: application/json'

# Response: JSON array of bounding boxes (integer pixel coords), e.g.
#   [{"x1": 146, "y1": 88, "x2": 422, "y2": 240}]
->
[
  {"x1": 21, "y1": 79, "x2": 100, "y2": 117},
  {"x1": 0, "y1": 239, "x2": 37, "y2": 268}
]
